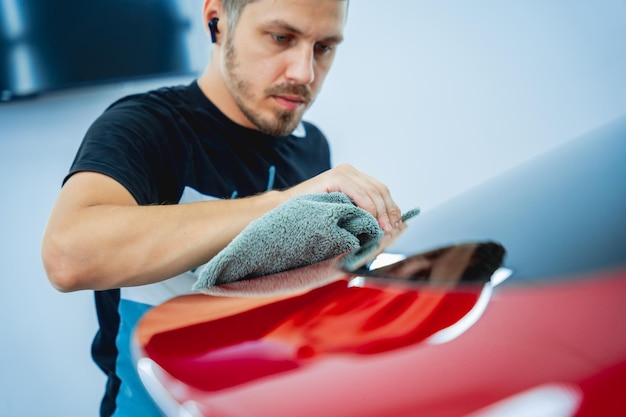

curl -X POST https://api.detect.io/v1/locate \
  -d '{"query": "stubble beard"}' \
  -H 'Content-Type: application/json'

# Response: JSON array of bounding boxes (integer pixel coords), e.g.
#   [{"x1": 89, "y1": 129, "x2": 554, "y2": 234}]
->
[{"x1": 223, "y1": 36, "x2": 313, "y2": 137}]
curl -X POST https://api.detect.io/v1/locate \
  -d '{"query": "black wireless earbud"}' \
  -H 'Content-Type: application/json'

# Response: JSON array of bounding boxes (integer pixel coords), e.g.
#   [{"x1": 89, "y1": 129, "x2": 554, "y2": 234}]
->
[{"x1": 208, "y1": 18, "x2": 219, "y2": 43}]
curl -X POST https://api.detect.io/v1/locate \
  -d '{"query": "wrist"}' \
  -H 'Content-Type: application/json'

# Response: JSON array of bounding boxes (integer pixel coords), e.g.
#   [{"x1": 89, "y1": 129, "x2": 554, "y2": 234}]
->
[
  {"x1": 255, "y1": 189, "x2": 290, "y2": 212},
  {"x1": 273, "y1": 189, "x2": 292, "y2": 206}
]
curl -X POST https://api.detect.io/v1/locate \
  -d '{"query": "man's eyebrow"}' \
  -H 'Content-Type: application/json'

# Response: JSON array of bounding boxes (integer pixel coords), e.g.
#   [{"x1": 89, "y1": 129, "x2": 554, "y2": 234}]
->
[{"x1": 264, "y1": 19, "x2": 344, "y2": 43}]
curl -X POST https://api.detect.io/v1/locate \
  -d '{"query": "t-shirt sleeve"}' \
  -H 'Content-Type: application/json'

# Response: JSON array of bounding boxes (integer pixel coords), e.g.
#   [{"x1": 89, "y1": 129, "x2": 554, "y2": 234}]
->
[{"x1": 66, "y1": 98, "x2": 185, "y2": 205}]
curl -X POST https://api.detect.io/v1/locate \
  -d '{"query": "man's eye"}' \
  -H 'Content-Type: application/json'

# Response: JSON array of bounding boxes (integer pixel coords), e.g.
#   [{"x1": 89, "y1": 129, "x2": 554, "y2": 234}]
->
[
  {"x1": 271, "y1": 34, "x2": 292, "y2": 44},
  {"x1": 314, "y1": 43, "x2": 334, "y2": 55}
]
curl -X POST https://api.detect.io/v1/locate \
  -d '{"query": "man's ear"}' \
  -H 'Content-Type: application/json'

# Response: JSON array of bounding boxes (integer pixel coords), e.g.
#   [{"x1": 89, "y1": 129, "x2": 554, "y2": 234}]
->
[{"x1": 202, "y1": 0, "x2": 223, "y2": 40}]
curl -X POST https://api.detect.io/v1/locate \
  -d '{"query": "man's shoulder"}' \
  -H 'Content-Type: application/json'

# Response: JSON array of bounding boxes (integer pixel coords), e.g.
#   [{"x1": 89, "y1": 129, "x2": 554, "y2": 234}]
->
[
  {"x1": 91, "y1": 81, "x2": 212, "y2": 136},
  {"x1": 106, "y1": 82, "x2": 197, "y2": 113}
]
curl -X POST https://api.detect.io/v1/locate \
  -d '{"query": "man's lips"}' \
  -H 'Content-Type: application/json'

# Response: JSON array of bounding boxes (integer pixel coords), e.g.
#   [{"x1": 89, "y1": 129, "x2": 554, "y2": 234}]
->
[{"x1": 272, "y1": 95, "x2": 307, "y2": 111}]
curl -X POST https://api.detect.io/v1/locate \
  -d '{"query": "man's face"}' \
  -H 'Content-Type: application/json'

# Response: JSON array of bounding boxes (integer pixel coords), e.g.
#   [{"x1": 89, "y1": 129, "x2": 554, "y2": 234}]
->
[{"x1": 221, "y1": 0, "x2": 346, "y2": 136}]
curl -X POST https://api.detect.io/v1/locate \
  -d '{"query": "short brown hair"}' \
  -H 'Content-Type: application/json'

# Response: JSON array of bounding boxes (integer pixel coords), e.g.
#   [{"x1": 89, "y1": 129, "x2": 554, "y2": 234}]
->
[{"x1": 222, "y1": 0, "x2": 348, "y2": 32}]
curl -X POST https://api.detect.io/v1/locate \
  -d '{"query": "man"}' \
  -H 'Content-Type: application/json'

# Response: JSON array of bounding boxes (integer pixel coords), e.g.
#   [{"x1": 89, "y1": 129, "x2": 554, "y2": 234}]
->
[{"x1": 42, "y1": 0, "x2": 404, "y2": 415}]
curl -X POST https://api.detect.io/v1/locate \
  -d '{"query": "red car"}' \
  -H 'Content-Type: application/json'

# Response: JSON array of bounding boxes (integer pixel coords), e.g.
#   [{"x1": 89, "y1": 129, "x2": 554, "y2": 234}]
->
[{"x1": 133, "y1": 115, "x2": 626, "y2": 417}]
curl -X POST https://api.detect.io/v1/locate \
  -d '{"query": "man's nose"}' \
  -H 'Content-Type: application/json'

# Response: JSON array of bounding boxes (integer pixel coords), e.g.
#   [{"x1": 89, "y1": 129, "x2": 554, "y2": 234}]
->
[{"x1": 285, "y1": 44, "x2": 315, "y2": 85}]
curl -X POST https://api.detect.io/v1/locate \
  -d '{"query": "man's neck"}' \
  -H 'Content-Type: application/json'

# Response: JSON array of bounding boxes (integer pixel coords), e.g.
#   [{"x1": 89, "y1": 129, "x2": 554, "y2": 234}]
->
[{"x1": 197, "y1": 65, "x2": 256, "y2": 130}]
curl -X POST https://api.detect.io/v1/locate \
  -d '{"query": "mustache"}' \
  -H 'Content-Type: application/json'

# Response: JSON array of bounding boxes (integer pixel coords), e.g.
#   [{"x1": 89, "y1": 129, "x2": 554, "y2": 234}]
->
[{"x1": 266, "y1": 84, "x2": 313, "y2": 102}]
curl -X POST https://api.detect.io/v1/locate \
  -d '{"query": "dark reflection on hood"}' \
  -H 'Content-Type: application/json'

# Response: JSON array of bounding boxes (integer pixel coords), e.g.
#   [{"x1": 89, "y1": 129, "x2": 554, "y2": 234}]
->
[{"x1": 356, "y1": 241, "x2": 506, "y2": 286}]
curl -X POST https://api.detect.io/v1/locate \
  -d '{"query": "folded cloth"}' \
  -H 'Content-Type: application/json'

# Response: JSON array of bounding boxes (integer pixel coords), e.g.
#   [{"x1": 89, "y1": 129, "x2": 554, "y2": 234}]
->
[{"x1": 192, "y1": 192, "x2": 419, "y2": 291}]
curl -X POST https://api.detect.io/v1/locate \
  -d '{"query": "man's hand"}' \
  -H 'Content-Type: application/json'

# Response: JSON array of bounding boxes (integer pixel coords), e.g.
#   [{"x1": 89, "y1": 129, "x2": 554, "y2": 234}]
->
[{"x1": 285, "y1": 164, "x2": 402, "y2": 232}]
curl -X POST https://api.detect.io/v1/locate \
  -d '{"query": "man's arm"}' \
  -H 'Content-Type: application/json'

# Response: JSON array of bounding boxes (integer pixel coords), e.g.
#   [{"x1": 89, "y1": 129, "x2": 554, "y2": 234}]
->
[{"x1": 42, "y1": 164, "x2": 401, "y2": 292}]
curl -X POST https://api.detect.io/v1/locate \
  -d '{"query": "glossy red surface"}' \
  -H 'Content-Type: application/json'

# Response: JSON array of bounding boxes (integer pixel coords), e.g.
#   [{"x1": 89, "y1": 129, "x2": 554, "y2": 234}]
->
[{"x1": 135, "y1": 268, "x2": 626, "y2": 417}]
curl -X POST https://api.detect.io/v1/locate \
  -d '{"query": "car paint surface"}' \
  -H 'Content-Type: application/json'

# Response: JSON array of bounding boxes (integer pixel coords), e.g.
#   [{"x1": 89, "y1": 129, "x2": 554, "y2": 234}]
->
[{"x1": 137, "y1": 269, "x2": 625, "y2": 417}]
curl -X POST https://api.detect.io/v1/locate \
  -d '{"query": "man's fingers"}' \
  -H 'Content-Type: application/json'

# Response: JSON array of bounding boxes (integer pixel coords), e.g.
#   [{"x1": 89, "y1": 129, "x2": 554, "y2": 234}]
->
[
  {"x1": 287, "y1": 164, "x2": 403, "y2": 231},
  {"x1": 332, "y1": 165, "x2": 401, "y2": 232}
]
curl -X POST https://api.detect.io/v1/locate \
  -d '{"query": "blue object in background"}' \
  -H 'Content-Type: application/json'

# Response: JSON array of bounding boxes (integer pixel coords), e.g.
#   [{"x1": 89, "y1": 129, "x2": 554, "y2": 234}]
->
[{"x1": 0, "y1": 0, "x2": 194, "y2": 101}]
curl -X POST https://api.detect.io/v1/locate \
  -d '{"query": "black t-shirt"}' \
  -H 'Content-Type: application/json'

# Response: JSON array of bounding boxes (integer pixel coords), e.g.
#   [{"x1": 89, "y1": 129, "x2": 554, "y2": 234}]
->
[
  {"x1": 67, "y1": 80, "x2": 331, "y2": 417},
  {"x1": 69, "y1": 80, "x2": 330, "y2": 203}
]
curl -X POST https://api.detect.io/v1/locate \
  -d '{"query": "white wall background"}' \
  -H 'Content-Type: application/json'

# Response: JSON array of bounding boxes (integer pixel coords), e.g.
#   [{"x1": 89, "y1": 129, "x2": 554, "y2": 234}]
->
[{"x1": 1, "y1": 1, "x2": 625, "y2": 416}]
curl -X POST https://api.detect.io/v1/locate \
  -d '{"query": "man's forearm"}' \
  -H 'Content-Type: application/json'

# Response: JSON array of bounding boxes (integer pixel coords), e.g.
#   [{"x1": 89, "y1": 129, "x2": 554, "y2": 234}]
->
[
  {"x1": 43, "y1": 164, "x2": 402, "y2": 292},
  {"x1": 42, "y1": 185, "x2": 286, "y2": 292}
]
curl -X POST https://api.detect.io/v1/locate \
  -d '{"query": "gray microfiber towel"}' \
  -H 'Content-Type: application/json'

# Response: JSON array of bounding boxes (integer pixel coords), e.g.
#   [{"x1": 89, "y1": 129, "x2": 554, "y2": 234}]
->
[{"x1": 192, "y1": 192, "x2": 419, "y2": 291}]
